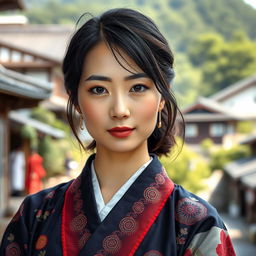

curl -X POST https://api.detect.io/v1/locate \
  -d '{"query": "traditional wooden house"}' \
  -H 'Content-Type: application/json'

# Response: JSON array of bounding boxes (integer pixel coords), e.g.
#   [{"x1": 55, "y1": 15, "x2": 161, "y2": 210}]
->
[
  {"x1": 182, "y1": 75, "x2": 256, "y2": 145},
  {"x1": 0, "y1": 65, "x2": 52, "y2": 217},
  {"x1": 0, "y1": 23, "x2": 74, "y2": 115},
  {"x1": 224, "y1": 134, "x2": 256, "y2": 223},
  {"x1": 182, "y1": 97, "x2": 241, "y2": 144}
]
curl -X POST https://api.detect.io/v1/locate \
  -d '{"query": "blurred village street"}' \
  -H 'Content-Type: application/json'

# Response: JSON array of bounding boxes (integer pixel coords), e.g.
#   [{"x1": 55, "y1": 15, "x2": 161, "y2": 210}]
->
[
  {"x1": 1, "y1": 0, "x2": 256, "y2": 255},
  {"x1": 1, "y1": 168, "x2": 256, "y2": 255}
]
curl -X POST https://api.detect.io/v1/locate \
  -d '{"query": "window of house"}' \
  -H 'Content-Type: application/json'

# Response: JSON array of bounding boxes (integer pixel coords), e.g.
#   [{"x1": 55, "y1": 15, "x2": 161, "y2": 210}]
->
[
  {"x1": 185, "y1": 124, "x2": 198, "y2": 137},
  {"x1": 227, "y1": 124, "x2": 235, "y2": 134},
  {"x1": 24, "y1": 54, "x2": 34, "y2": 62},
  {"x1": 0, "y1": 47, "x2": 10, "y2": 62},
  {"x1": 12, "y1": 51, "x2": 22, "y2": 62},
  {"x1": 210, "y1": 123, "x2": 225, "y2": 137}
]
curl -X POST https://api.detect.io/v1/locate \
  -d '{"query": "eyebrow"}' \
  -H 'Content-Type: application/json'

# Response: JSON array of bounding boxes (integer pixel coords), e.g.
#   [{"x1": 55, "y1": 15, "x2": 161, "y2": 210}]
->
[{"x1": 85, "y1": 73, "x2": 149, "y2": 82}]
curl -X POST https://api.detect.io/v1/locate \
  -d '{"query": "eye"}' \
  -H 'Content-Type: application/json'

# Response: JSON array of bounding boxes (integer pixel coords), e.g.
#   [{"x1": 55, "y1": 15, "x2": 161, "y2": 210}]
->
[
  {"x1": 130, "y1": 84, "x2": 148, "y2": 93},
  {"x1": 89, "y1": 86, "x2": 107, "y2": 95}
]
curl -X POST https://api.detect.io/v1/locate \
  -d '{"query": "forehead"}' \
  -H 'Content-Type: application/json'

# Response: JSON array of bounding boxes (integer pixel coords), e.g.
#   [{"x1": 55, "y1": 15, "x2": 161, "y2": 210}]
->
[{"x1": 82, "y1": 41, "x2": 142, "y2": 76}]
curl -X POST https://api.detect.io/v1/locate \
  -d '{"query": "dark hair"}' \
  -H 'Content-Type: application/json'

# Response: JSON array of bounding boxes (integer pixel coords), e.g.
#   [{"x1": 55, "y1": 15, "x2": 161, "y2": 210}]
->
[{"x1": 62, "y1": 8, "x2": 184, "y2": 156}]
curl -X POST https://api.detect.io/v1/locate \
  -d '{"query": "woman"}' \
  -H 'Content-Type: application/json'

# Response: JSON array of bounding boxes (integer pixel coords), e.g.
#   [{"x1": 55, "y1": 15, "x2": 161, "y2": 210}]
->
[
  {"x1": 0, "y1": 8, "x2": 236, "y2": 256},
  {"x1": 25, "y1": 148, "x2": 46, "y2": 194}
]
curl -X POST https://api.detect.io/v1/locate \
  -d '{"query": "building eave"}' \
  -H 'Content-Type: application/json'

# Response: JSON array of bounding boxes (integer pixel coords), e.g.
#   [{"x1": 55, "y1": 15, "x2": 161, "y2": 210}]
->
[
  {"x1": 224, "y1": 157, "x2": 256, "y2": 179},
  {"x1": 210, "y1": 74, "x2": 256, "y2": 102},
  {"x1": 9, "y1": 110, "x2": 65, "y2": 139},
  {"x1": 0, "y1": 65, "x2": 52, "y2": 100}
]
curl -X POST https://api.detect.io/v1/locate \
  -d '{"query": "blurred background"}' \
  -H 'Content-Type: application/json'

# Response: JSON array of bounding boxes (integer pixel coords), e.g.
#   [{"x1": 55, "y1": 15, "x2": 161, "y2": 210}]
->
[{"x1": 0, "y1": 0, "x2": 256, "y2": 254}]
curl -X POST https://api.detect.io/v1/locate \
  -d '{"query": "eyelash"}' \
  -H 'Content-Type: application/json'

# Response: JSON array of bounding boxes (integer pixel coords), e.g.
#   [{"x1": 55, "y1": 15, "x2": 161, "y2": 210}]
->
[
  {"x1": 88, "y1": 86, "x2": 107, "y2": 95},
  {"x1": 88, "y1": 84, "x2": 149, "y2": 95},
  {"x1": 130, "y1": 84, "x2": 149, "y2": 92}
]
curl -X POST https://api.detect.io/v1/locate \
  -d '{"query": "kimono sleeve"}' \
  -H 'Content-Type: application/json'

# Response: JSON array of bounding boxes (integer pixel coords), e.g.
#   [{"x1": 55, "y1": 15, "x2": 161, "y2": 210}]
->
[
  {"x1": 0, "y1": 196, "x2": 34, "y2": 256},
  {"x1": 182, "y1": 216, "x2": 236, "y2": 256}
]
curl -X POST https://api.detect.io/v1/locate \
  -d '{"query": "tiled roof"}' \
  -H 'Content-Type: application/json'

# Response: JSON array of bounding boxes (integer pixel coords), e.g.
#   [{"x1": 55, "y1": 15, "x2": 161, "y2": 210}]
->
[
  {"x1": 210, "y1": 74, "x2": 256, "y2": 102},
  {"x1": 241, "y1": 171, "x2": 256, "y2": 189},
  {"x1": 240, "y1": 134, "x2": 256, "y2": 145},
  {"x1": 0, "y1": 25, "x2": 74, "y2": 62},
  {"x1": 182, "y1": 97, "x2": 245, "y2": 121},
  {"x1": 224, "y1": 157, "x2": 256, "y2": 179},
  {"x1": 0, "y1": 65, "x2": 52, "y2": 99},
  {"x1": 9, "y1": 110, "x2": 65, "y2": 138}
]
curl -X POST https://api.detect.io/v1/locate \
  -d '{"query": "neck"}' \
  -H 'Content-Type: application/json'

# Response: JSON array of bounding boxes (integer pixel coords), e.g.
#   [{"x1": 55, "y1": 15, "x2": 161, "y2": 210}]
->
[{"x1": 93, "y1": 146, "x2": 150, "y2": 203}]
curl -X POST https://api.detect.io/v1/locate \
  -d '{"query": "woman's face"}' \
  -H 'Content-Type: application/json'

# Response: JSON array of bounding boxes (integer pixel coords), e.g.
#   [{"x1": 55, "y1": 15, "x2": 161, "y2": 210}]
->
[{"x1": 77, "y1": 41, "x2": 164, "y2": 155}]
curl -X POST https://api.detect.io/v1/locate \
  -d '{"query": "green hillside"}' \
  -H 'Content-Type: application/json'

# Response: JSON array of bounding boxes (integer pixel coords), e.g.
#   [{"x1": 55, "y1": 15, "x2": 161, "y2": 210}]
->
[{"x1": 18, "y1": 0, "x2": 256, "y2": 106}]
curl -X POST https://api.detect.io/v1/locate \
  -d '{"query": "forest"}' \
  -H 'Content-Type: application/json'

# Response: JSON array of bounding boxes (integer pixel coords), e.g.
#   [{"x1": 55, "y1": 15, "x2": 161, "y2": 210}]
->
[{"x1": 13, "y1": 0, "x2": 256, "y2": 106}]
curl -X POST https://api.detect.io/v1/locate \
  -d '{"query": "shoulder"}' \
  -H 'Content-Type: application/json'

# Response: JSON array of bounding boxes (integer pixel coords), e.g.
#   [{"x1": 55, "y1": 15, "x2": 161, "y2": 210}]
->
[
  {"x1": 25, "y1": 180, "x2": 71, "y2": 204},
  {"x1": 170, "y1": 185, "x2": 236, "y2": 255},
  {"x1": 171, "y1": 184, "x2": 225, "y2": 229},
  {"x1": 14, "y1": 181, "x2": 72, "y2": 228},
  {"x1": 24, "y1": 180, "x2": 71, "y2": 208},
  {"x1": 0, "y1": 181, "x2": 72, "y2": 254}
]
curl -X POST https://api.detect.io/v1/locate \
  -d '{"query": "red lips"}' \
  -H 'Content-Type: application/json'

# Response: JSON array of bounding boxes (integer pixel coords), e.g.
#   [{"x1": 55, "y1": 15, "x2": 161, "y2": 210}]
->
[{"x1": 108, "y1": 127, "x2": 134, "y2": 138}]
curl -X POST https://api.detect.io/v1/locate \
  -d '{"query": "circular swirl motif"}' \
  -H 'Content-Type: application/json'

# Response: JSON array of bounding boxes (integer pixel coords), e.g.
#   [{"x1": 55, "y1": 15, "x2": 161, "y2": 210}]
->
[
  {"x1": 70, "y1": 176, "x2": 81, "y2": 193},
  {"x1": 35, "y1": 235, "x2": 48, "y2": 250},
  {"x1": 102, "y1": 234, "x2": 121, "y2": 253},
  {"x1": 144, "y1": 250, "x2": 162, "y2": 256},
  {"x1": 119, "y1": 216, "x2": 137, "y2": 235},
  {"x1": 175, "y1": 198, "x2": 208, "y2": 225},
  {"x1": 78, "y1": 232, "x2": 91, "y2": 249},
  {"x1": 132, "y1": 201, "x2": 145, "y2": 214},
  {"x1": 70, "y1": 214, "x2": 87, "y2": 232},
  {"x1": 6, "y1": 242, "x2": 21, "y2": 256},
  {"x1": 143, "y1": 187, "x2": 161, "y2": 203},
  {"x1": 155, "y1": 174, "x2": 165, "y2": 185}
]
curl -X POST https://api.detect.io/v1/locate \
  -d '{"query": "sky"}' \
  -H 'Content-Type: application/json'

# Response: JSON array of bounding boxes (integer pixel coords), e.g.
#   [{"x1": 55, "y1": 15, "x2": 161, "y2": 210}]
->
[{"x1": 243, "y1": 0, "x2": 256, "y2": 8}]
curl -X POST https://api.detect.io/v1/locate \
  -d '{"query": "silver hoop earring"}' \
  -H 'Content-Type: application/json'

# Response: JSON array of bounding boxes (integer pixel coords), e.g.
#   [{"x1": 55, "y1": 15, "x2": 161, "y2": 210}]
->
[
  {"x1": 157, "y1": 111, "x2": 162, "y2": 128},
  {"x1": 80, "y1": 115, "x2": 84, "y2": 130}
]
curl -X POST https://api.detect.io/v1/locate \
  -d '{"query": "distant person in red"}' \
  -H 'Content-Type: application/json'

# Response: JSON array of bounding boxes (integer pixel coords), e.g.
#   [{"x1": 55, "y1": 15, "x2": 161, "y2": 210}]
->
[{"x1": 25, "y1": 148, "x2": 46, "y2": 194}]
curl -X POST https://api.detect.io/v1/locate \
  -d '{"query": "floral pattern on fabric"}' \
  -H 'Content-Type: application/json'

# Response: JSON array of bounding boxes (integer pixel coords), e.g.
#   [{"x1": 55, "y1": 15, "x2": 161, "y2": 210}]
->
[
  {"x1": 94, "y1": 169, "x2": 173, "y2": 255},
  {"x1": 184, "y1": 226, "x2": 236, "y2": 256},
  {"x1": 216, "y1": 230, "x2": 236, "y2": 256},
  {"x1": 35, "y1": 235, "x2": 48, "y2": 250},
  {"x1": 35, "y1": 209, "x2": 51, "y2": 222},
  {"x1": 183, "y1": 248, "x2": 193, "y2": 256},
  {"x1": 175, "y1": 197, "x2": 208, "y2": 225},
  {"x1": 69, "y1": 176, "x2": 91, "y2": 249},
  {"x1": 5, "y1": 242, "x2": 21, "y2": 256},
  {"x1": 176, "y1": 228, "x2": 188, "y2": 245},
  {"x1": 62, "y1": 175, "x2": 92, "y2": 256}
]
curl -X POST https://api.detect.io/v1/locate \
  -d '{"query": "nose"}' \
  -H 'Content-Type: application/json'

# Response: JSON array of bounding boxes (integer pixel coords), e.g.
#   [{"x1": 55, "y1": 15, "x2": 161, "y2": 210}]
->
[{"x1": 110, "y1": 94, "x2": 130, "y2": 119}]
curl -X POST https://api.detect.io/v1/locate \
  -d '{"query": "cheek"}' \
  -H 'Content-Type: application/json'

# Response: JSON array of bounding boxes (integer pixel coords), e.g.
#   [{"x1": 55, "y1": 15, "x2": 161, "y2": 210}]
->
[
  {"x1": 137, "y1": 97, "x2": 159, "y2": 121},
  {"x1": 79, "y1": 100, "x2": 103, "y2": 124}
]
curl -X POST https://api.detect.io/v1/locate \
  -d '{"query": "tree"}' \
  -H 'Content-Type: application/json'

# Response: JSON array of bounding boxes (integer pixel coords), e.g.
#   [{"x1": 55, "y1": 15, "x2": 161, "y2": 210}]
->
[
  {"x1": 173, "y1": 54, "x2": 203, "y2": 107},
  {"x1": 188, "y1": 32, "x2": 256, "y2": 95},
  {"x1": 209, "y1": 145, "x2": 251, "y2": 171},
  {"x1": 38, "y1": 136, "x2": 65, "y2": 176},
  {"x1": 160, "y1": 138, "x2": 210, "y2": 193}
]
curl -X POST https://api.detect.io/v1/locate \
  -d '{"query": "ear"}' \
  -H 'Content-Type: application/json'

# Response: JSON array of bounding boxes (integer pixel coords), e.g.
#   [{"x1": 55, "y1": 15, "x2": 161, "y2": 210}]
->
[{"x1": 159, "y1": 99, "x2": 165, "y2": 111}]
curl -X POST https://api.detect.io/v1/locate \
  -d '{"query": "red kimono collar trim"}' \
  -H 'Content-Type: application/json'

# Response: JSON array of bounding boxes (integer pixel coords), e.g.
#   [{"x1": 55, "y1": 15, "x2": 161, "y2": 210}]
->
[{"x1": 62, "y1": 165, "x2": 174, "y2": 256}]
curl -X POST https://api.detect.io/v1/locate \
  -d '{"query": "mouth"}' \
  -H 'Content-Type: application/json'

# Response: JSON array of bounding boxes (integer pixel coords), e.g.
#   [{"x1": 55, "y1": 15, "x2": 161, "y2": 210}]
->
[{"x1": 107, "y1": 127, "x2": 135, "y2": 138}]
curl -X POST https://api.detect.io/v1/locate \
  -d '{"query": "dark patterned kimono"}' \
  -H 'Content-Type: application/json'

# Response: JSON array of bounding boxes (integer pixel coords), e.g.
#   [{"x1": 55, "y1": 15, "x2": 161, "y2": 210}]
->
[{"x1": 0, "y1": 154, "x2": 236, "y2": 256}]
